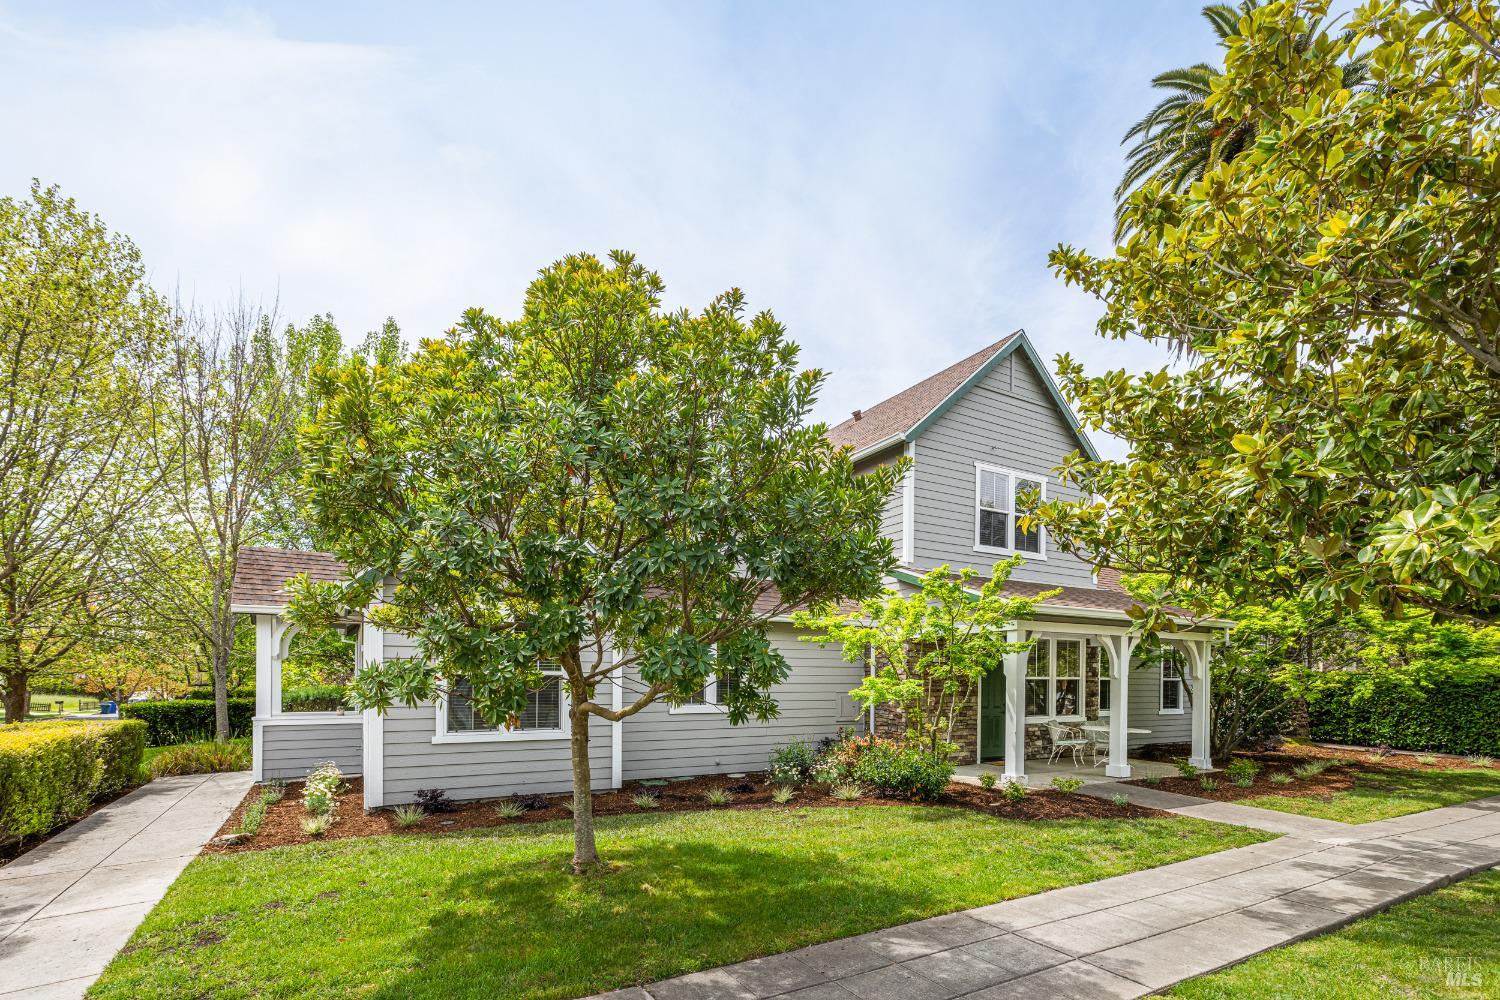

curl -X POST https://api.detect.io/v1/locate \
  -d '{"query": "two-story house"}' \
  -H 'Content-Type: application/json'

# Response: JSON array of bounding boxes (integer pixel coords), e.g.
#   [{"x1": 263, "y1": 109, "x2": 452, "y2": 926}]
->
[{"x1": 232, "y1": 330, "x2": 1223, "y2": 808}]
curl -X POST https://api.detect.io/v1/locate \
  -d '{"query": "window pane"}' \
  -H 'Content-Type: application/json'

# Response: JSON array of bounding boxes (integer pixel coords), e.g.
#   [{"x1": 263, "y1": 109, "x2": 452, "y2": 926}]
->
[
  {"x1": 1026, "y1": 640, "x2": 1049, "y2": 677},
  {"x1": 519, "y1": 677, "x2": 562, "y2": 730},
  {"x1": 447, "y1": 677, "x2": 496, "y2": 732},
  {"x1": 1013, "y1": 478, "x2": 1042, "y2": 553},
  {"x1": 1055, "y1": 640, "x2": 1082, "y2": 678},
  {"x1": 1025, "y1": 679, "x2": 1048, "y2": 716},
  {"x1": 1054, "y1": 678, "x2": 1080, "y2": 717},
  {"x1": 280, "y1": 626, "x2": 355, "y2": 713},
  {"x1": 978, "y1": 508, "x2": 1009, "y2": 548},
  {"x1": 1162, "y1": 671, "x2": 1181, "y2": 711},
  {"x1": 978, "y1": 470, "x2": 1009, "y2": 511},
  {"x1": 1099, "y1": 676, "x2": 1112, "y2": 711}
]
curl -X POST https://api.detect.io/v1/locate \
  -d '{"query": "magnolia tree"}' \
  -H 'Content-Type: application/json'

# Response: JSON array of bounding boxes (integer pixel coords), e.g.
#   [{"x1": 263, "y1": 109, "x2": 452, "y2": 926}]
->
[
  {"x1": 1044, "y1": 0, "x2": 1500, "y2": 623},
  {"x1": 291, "y1": 252, "x2": 901, "y2": 870},
  {"x1": 793, "y1": 561, "x2": 1053, "y2": 754}
]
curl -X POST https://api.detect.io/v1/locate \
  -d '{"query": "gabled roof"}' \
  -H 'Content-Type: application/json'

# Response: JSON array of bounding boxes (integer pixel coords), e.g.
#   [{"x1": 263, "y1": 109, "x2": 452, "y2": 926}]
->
[
  {"x1": 231, "y1": 546, "x2": 347, "y2": 610},
  {"x1": 825, "y1": 330, "x2": 1100, "y2": 462}
]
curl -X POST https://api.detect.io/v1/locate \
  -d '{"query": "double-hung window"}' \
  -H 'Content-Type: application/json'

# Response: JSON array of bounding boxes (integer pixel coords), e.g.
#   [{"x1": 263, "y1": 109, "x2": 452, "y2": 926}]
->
[
  {"x1": 1160, "y1": 650, "x2": 1186, "y2": 714},
  {"x1": 436, "y1": 662, "x2": 569, "y2": 742},
  {"x1": 975, "y1": 464, "x2": 1046, "y2": 556},
  {"x1": 1023, "y1": 638, "x2": 1085, "y2": 721},
  {"x1": 671, "y1": 664, "x2": 738, "y2": 715}
]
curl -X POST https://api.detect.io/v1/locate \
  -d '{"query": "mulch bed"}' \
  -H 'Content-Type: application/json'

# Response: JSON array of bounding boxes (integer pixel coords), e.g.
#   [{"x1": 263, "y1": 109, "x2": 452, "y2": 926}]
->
[
  {"x1": 1126, "y1": 741, "x2": 1495, "y2": 804},
  {"x1": 207, "y1": 772, "x2": 1164, "y2": 855}
]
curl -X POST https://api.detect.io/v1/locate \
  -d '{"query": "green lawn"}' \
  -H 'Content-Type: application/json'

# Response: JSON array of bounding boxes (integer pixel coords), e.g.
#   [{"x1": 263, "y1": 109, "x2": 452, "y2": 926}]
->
[
  {"x1": 1242, "y1": 766, "x2": 1500, "y2": 824},
  {"x1": 1165, "y1": 870, "x2": 1500, "y2": 999},
  {"x1": 89, "y1": 805, "x2": 1266, "y2": 1000}
]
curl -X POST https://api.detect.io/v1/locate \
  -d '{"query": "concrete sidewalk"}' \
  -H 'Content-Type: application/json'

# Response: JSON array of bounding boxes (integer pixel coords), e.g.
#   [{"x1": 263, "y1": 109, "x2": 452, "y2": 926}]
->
[
  {"x1": 590, "y1": 794, "x2": 1500, "y2": 1000},
  {"x1": 0, "y1": 771, "x2": 253, "y2": 999}
]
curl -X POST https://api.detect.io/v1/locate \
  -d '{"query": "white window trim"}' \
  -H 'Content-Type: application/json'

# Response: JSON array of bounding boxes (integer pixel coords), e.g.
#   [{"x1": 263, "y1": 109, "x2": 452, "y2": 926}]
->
[
  {"x1": 1024, "y1": 637, "x2": 1085, "y2": 723},
  {"x1": 973, "y1": 462, "x2": 1048, "y2": 559},
  {"x1": 668, "y1": 645, "x2": 730, "y2": 715},
  {"x1": 433, "y1": 665, "x2": 572, "y2": 743},
  {"x1": 1160, "y1": 653, "x2": 1187, "y2": 715}
]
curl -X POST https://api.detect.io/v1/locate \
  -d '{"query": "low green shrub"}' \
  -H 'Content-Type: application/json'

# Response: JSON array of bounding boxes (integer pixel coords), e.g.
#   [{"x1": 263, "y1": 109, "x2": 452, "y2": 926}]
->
[
  {"x1": 771, "y1": 786, "x2": 794, "y2": 804},
  {"x1": 630, "y1": 793, "x2": 659, "y2": 809},
  {"x1": 1292, "y1": 761, "x2": 1330, "y2": 779},
  {"x1": 280, "y1": 685, "x2": 349, "y2": 713},
  {"x1": 1224, "y1": 759, "x2": 1261, "y2": 785},
  {"x1": 978, "y1": 772, "x2": 998, "y2": 790},
  {"x1": 1111, "y1": 793, "x2": 1131, "y2": 807},
  {"x1": 1001, "y1": 780, "x2": 1028, "y2": 802},
  {"x1": 830, "y1": 782, "x2": 862, "y2": 801},
  {"x1": 148, "y1": 739, "x2": 251, "y2": 777},
  {"x1": 1050, "y1": 776, "x2": 1084, "y2": 794},
  {"x1": 301, "y1": 814, "x2": 331, "y2": 836},
  {"x1": 119, "y1": 699, "x2": 254, "y2": 745},
  {"x1": 238, "y1": 798, "x2": 269, "y2": 836},
  {"x1": 392, "y1": 804, "x2": 425, "y2": 828},
  {"x1": 704, "y1": 787, "x2": 733, "y2": 807},
  {"x1": 1200, "y1": 777, "x2": 1220, "y2": 791},
  {"x1": 0, "y1": 719, "x2": 147, "y2": 843},
  {"x1": 848, "y1": 742, "x2": 955, "y2": 800},
  {"x1": 768, "y1": 738, "x2": 817, "y2": 786},
  {"x1": 302, "y1": 761, "x2": 345, "y2": 818},
  {"x1": 1269, "y1": 771, "x2": 1293, "y2": 785},
  {"x1": 1173, "y1": 759, "x2": 1199, "y2": 779}
]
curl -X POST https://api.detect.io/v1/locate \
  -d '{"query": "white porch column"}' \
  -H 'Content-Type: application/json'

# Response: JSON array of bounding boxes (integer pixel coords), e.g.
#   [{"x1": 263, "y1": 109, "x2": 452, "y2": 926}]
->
[
  {"x1": 1103, "y1": 634, "x2": 1138, "y2": 778},
  {"x1": 1002, "y1": 627, "x2": 1030, "y2": 785},
  {"x1": 252, "y1": 615, "x2": 275, "y2": 782},
  {"x1": 360, "y1": 618, "x2": 385, "y2": 810},
  {"x1": 1184, "y1": 639, "x2": 1214, "y2": 770}
]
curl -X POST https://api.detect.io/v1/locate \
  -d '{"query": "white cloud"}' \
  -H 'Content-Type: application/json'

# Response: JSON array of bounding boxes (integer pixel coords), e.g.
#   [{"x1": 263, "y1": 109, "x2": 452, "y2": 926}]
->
[{"x1": 1, "y1": 2, "x2": 1204, "y2": 463}]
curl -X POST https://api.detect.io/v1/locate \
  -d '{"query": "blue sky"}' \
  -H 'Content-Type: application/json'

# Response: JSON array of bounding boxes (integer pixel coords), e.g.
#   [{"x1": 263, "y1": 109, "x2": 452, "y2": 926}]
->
[{"x1": 1, "y1": 2, "x2": 1218, "y2": 460}]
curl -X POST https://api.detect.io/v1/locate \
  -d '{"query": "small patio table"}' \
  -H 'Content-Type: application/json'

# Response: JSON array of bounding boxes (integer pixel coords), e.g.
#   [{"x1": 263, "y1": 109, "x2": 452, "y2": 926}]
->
[{"x1": 1079, "y1": 724, "x2": 1151, "y2": 766}]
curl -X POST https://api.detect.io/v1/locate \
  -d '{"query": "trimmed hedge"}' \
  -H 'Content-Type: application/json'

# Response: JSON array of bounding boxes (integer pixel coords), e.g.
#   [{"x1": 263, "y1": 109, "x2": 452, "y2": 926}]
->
[
  {"x1": 1307, "y1": 671, "x2": 1500, "y2": 756},
  {"x1": 119, "y1": 698, "x2": 255, "y2": 745},
  {"x1": 0, "y1": 719, "x2": 147, "y2": 843}
]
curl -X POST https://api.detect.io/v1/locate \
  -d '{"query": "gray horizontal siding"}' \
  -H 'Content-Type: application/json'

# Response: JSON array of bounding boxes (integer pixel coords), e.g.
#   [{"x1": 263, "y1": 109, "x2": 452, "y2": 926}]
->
[
  {"x1": 855, "y1": 442, "x2": 906, "y2": 557},
  {"x1": 378, "y1": 629, "x2": 612, "y2": 805},
  {"x1": 620, "y1": 624, "x2": 865, "y2": 781},
  {"x1": 261, "y1": 721, "x2": 363, "y2": 780},
  {"x1": 910, "y1": 350, "x2": 1097, "y2": 588},
  {"x1": 1126, "y1": 653, "x2": 1193, "y2": 750}
]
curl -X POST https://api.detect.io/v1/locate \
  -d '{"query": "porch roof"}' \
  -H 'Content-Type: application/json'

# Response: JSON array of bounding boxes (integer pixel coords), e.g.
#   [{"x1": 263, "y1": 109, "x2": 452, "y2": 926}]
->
[
  {"x1": 888, "y1": 567, "x2": 1232, "y2": 628},
  {"x1": 230, "y1": 546, "x2": 347, "y2": 612}
]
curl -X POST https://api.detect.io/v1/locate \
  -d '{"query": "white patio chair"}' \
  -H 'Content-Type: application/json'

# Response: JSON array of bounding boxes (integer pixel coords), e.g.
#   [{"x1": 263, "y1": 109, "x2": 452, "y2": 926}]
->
[
  {"x1": 1045, "y1": 721, "x2": 1089, "y2": 766},
  {"x1": 1086, "y1": 728, "x2": 1110, "y2": 766}
]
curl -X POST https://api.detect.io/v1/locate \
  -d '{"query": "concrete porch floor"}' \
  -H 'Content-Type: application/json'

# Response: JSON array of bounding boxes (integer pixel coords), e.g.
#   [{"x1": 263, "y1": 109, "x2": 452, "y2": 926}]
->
[{"x1": 955, "y1": 757, "x2": 1187, "y2": 787}]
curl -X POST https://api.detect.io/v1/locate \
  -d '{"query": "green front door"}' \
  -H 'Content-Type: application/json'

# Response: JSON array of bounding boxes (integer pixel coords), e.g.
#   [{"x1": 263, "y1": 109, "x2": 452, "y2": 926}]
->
[{"x1": 979, "y1": 665, "x2": 1006, "y2": 761}]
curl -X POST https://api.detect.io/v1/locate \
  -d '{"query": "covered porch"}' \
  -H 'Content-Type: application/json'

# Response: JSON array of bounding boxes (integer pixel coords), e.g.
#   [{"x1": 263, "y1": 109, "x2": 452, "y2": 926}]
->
[{"x1": 972, "y1": 619, "x2": 1220, "y2": 786}]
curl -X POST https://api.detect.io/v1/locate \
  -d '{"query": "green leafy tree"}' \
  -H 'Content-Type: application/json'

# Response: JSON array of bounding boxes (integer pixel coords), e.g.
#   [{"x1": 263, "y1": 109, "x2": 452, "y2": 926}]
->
[
  {"x1": 0, "y1": 183, "x2": 163, "y2": 722},
  {"x1": 135, "y1": 303, "x2": 343, "y2": 740},
  {"x1": 792, "y1": 560, "x2": 1052, "y2": 754},
  {"x1": 292, "y1": 252, "x2": 901, "y2": 870},
  {"x1": 1046, "y1": 0, "x2": 1500, "y2": 622},
  {"x1": 1116, "y1": 1, "x2": 1368, "y2": 237}
]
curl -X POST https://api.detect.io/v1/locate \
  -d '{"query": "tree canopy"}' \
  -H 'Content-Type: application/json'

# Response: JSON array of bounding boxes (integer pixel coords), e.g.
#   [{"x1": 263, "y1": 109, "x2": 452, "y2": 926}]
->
[
  {"x1": 792, "y1": 560, "x2": 1052, "y2": 754},
  {"x1": 292, "y1": 251, "x2": 901, "y2": 867},
  {"x1": 1045, "y1": 0, "x2": 1500, "y2": 622}
]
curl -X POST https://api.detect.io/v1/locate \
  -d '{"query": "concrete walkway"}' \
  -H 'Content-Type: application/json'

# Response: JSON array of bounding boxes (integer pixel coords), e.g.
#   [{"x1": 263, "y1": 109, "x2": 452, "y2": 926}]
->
[
  {"x1": 0, "y1": 771, "x2": 253, "y2": 1000},
  {"x1": 591, "y1": 794, "x2": 1500, "y2": 1000}
]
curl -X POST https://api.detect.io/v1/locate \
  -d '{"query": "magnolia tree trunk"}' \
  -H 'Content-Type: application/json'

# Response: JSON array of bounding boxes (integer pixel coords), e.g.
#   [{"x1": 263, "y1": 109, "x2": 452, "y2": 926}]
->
[{"x1": 568, "y1": 698, "x2": 599, "y2": 871}]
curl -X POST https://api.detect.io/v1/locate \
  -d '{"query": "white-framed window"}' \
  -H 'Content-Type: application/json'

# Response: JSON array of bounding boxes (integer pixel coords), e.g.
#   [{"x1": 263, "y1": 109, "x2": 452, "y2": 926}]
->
[
  {"x1": 1023, "y1": 638, "x2": 1085, "y2": 722},
  {"x1": 974, "y1": 463, "x2": 1046, "y2": 557},
  {"x1": 1097, "y1": 670, "x2": 1112, "y2": 717},
  {"x1": 669, "y1": 663, "x2": 738, "y2": 715},
  {"x1": 1160, "y1": 649, "x2": 1186, "y2": 714},
  {"x1": 433, "y1": 662, "x2": 570, "y2": 743}
]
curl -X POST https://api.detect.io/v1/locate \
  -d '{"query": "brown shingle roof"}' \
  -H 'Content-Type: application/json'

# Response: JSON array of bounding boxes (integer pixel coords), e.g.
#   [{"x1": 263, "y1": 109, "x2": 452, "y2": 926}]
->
[
  {"x1": 825, "y1": 333, "x2": 1018, "y2": 453},
  {"x1": 1095, "y1": 567, "x2": 1127, "y2": 594},
  {"x1": 231, "y1": 547, "x2": 347, "y2": 608}
]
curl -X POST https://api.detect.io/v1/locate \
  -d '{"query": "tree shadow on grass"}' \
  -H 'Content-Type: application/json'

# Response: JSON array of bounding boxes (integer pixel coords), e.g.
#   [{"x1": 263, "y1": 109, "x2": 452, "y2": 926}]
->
[{"x1": 367, "y1": 812, "x2": 951, "y2": 1000}]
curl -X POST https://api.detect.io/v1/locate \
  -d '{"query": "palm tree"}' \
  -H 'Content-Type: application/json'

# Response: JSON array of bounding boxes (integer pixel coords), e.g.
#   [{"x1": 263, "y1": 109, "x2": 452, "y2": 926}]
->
[{"x1": 1115, "y1": 1, "x2": 1367, "y2": 238}]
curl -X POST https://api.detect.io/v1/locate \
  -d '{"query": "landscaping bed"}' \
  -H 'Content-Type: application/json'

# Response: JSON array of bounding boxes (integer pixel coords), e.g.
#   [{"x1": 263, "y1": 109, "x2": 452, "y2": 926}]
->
[
  {"x1": 1128, "y1": 742, "x2": 1500, "y2": 823},
  {"x1": 210, "y1": 771, "x2": 1162, "y2": 853}
]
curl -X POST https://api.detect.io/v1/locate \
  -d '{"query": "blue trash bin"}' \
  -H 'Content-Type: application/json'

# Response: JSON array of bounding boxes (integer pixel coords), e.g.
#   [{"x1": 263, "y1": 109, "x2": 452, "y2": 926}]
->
[{"x1": 100, "y1": 701, "x2": 117, "y2": 716}]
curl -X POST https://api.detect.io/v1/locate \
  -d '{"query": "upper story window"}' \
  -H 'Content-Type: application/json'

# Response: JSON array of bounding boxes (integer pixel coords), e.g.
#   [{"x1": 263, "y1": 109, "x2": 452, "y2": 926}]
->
[
  {"x1": 435, "y1": 662, "x2": 569, "y2": 742},
  {"x1": 975, "y1": 463, "x2": 1046, "y2": 557}
]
